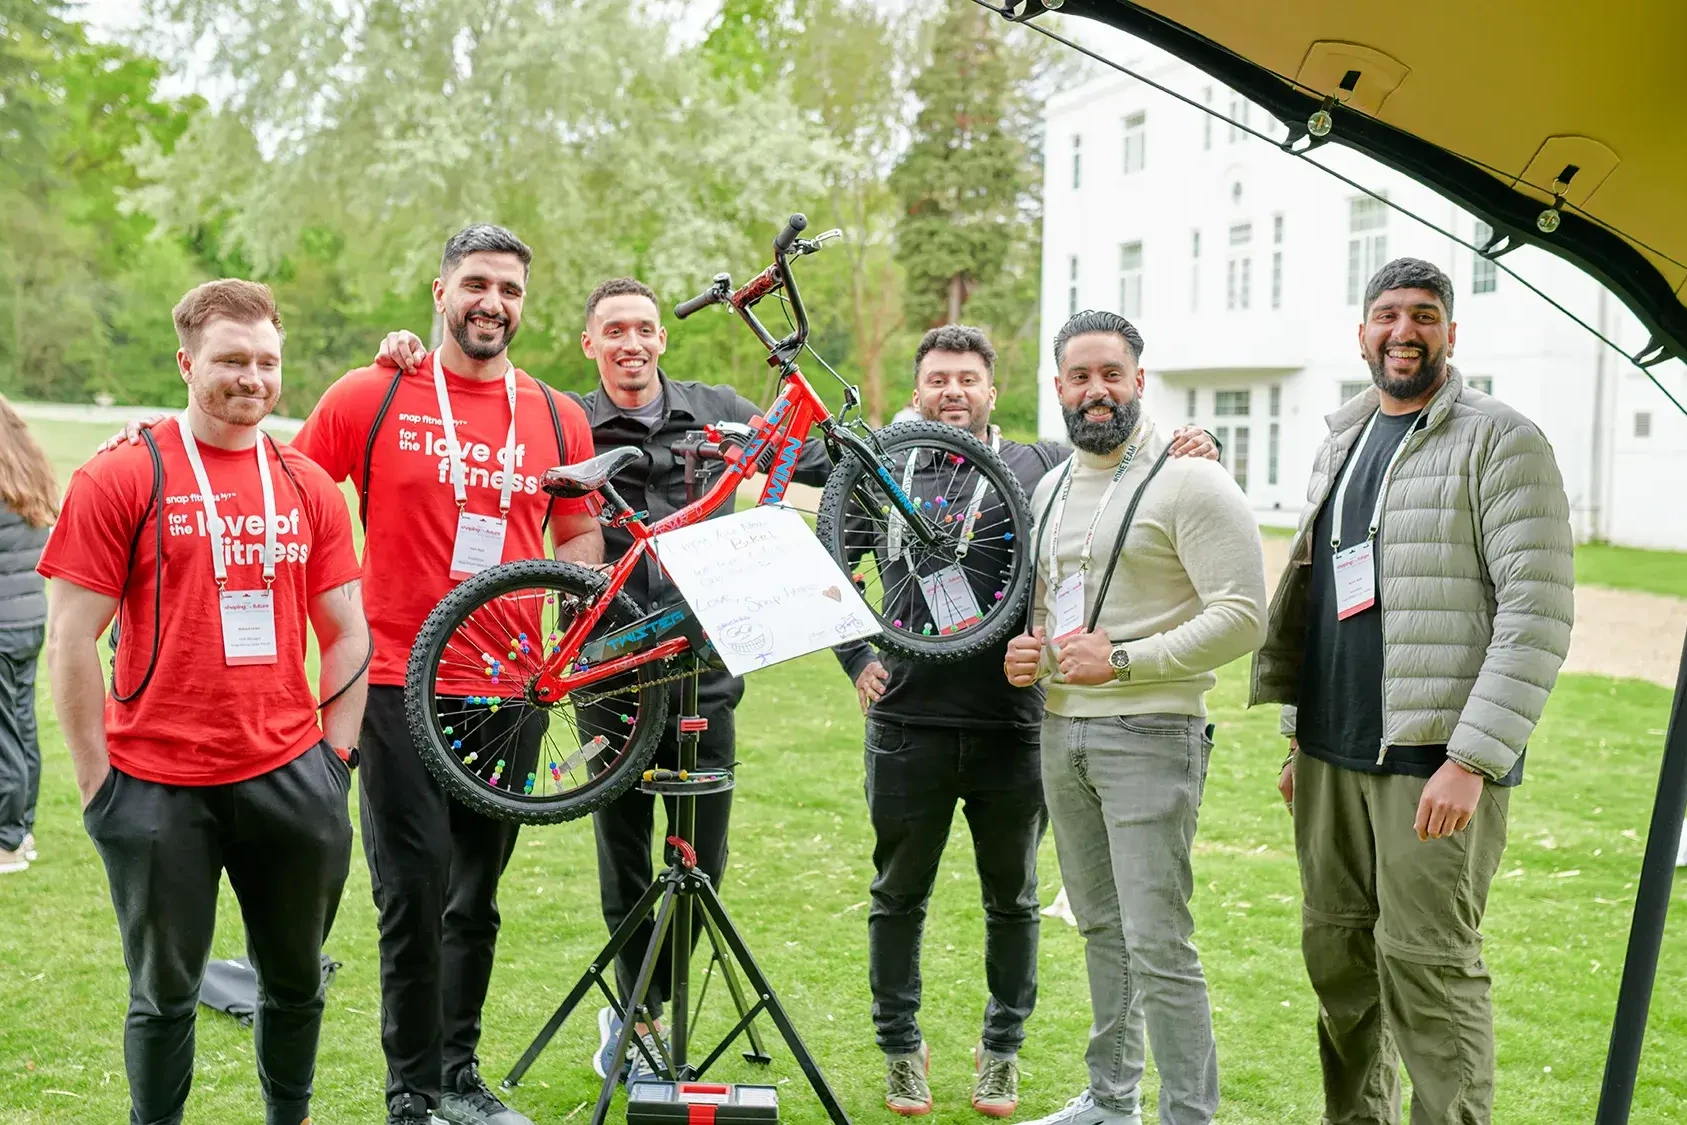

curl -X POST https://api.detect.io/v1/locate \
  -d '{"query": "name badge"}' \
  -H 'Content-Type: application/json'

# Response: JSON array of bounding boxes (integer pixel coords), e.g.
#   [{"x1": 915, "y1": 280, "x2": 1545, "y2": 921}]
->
[
  {"x1": 918, "y1": 564, "x2": 984, "y2": 635},
  {"x1": 220, "y1": 589, "x2": 278, "y2": 666},
  {"x1": 1334, "y1": 539, "x2": 1378, "y2": 620},
  {"x1": 1052, "y1": 571, "x2": 1085, "y2": 640},
  {"x1": 450, "y1": 511, "x2": 508, "y2": 580}
]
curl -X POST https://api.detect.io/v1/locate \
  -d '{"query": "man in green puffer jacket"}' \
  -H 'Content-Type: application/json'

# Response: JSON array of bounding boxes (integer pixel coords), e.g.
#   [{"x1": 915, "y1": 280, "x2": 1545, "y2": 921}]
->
[{"x1": 1250, "y1": 257, "x2": 1574, "y2": 1124}]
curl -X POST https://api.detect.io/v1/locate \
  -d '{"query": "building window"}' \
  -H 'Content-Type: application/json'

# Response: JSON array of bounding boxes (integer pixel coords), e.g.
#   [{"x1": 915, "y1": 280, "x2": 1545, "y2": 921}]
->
[
  {"x1": 1190, "y1": 229, "x2": 1201, "y2": 311},
  {"x1": 1472, "y1": 220, "x2": 1497, "y2": 294},
  {"x1": 1214, "y1": 426, "x2": 1230, "y2": 467},
  {"x1": 1122, "y1": 112, "x2": 1146, "y2": 174},
  {"x1": 1072, "y1": 134, "x2": 1082, "y2": 190},
  {"x1": 1339, "y1": 380, "x2": 1369, "y2": 404},
  {"x1": 1347, "y1": 196, "x2": 1389, "y2": 305},
  {"x1": 1202, "y1": 86, "x2": 1214, "y2": 150},
  {"x1": 1227, "y1": 222, "x2": 1253, "y2": 311},
  {"x1": 1232, "y1": 426, "x2": 1251, "y2": 491},
  {"x1": 1214, "y1": 389, "x2": 1251, "y2": 416},
  {"x1": 1118, "y1": 241, "x2": 1144, "y2": 318},
  {"x1": 1268, "y1": 422, "x2": 1280, "y2": 485},
  {"x1": 1067, "y1": 255, "x2": 1079, "y2": 317},
  {"x1": 1269, "y1": 383, "x2": 1281, "y2": 417},
  {"x1": 1271, "y1": 214, "x2": 1284, "y2": 310},
  {"x1": 1466, "y1": 375, "x2": 1493, "y2": 394},
  {"x1": 1229, "y1": 93, "x2": 1247, "y2": 143},
  {"x1": 1186, "y1": 388, "x2": 1198, "y2": 419},
  {"x1": 1635, "y1": 411, "x2": 1652, "y2": 438}
]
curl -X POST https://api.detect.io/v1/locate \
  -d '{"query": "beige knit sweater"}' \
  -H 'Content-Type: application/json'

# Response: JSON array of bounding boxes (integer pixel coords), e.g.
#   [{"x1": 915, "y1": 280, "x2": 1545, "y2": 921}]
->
[{"x1": 1030, "y1": 420, "x2": 1269, "y2": 718}]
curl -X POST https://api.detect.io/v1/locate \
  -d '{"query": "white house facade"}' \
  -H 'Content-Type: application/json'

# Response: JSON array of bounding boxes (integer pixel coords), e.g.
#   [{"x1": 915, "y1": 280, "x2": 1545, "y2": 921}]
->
[{"x1": 1038, "y1": 43, "x2": 1687, "y2": 551}]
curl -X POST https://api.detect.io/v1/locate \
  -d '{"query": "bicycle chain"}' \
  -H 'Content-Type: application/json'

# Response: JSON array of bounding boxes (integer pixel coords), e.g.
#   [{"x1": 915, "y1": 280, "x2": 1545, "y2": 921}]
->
[{"x1": 566, "y1": 657, "x2": 708, "y2": 707}]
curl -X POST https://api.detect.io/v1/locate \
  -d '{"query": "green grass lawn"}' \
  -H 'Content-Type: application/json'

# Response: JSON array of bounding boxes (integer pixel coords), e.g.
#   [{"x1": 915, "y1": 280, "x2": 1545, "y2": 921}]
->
[
  {"x1": 6, "y1": 418, "x2": 1687, "y2": 1124},
  {"x1": 1575, "y1": 541, "x2": 1687, "y2": 602}
]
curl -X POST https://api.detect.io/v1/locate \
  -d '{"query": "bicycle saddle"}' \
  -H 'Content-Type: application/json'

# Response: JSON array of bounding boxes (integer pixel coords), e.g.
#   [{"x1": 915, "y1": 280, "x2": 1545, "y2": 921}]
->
[{"x1": 541, "y1": 446, "x2": 643, "y2": 498}]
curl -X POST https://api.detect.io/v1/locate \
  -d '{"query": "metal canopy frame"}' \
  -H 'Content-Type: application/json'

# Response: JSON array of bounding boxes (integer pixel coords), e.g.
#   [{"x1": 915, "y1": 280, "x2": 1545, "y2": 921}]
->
[{"x1": 1013, "y1": 3, "x2": 1687, "y2": 1122}]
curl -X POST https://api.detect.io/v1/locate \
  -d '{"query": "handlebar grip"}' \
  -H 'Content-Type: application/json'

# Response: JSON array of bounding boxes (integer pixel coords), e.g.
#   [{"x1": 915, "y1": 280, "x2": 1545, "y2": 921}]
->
[
  {"x1": 674, "y1": 290, "x2": 718, "y2": 320},
  {"x1": 772, "y1": 213, "x2": 808, "y2": 254}
]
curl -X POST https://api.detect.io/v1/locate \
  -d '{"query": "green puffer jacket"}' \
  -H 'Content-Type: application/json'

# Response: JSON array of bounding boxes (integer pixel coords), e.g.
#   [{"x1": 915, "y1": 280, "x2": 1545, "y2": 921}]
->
[{"x1": 1249, "y1": 369, "x2": 1574, "y2": 780}]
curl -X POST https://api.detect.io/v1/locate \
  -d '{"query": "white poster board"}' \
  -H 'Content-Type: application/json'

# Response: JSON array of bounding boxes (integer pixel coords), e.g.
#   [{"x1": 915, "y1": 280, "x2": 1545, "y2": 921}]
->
[{"x1": 653, "y1": 506, "x2": 882, "y2": 676}]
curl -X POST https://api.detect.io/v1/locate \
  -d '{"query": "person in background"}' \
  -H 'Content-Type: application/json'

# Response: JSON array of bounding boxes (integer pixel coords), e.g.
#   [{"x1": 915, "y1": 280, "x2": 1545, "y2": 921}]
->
[{"x1": 0, "y1": 394, "x2": 55, "y2": 874}]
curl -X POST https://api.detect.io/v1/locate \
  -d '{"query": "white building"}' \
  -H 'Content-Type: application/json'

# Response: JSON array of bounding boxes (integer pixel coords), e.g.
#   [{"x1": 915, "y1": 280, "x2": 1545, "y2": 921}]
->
[{"x1": 1038, "y1": 41, "x2": 1687, "y2": 550}]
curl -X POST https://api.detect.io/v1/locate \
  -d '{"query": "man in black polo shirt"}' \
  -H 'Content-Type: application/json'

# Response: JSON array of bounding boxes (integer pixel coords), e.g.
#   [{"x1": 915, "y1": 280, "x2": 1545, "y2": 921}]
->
[{"x1": 835, "y1": 325, "x2": 1217, "y2": 1118}]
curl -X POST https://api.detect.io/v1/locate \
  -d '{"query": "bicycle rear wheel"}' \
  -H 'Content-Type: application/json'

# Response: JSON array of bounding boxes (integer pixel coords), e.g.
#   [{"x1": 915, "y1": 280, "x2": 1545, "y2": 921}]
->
[
  {"x1": 814, "y1": 420, "x2": 1033, "y2": 664},
  {"x1": 404, "y1": 559, "x2": 670, "y2": 825}
]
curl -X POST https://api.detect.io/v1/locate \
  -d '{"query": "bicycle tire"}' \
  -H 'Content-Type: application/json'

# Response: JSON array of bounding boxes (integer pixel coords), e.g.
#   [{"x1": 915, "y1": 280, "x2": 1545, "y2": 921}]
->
[
  {"x1": 814, "y1": 420, "x2": 1033, "y2": 664},
  {"x1": 405, "y1": 559, "x2": 670, "y2": 825}
]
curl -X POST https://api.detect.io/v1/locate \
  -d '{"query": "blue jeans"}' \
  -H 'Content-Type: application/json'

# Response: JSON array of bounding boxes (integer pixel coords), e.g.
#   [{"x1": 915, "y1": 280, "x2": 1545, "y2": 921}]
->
[
  {"x1": 1041, "y1": 713, "x2": 1218, "y2": 1125},
  {"x1": 864, "y1": 720, "x2": 1047, "y2": 1055}
]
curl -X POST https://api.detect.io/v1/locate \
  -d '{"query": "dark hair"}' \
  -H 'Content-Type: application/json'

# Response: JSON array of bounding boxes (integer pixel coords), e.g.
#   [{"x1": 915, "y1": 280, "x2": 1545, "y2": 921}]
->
[
  {"x1": 172, "y1": 278, "x2": 285, "y2": 352},
  {"x1": 913, "y1": 324, "x2": 997, "y2": 380},
  {"x1": 440, "y1": 224, "x2": 532, "y2": 280},
  {"x1": 1363, "y1": 257, "x2": 1455, "y2": 319},
  {"x1": 585, "y1": 277, "x2": 659, "y2": 324},
  {"x1": 1053, "y1": 309, "x2": 1145, "y2": 369}
]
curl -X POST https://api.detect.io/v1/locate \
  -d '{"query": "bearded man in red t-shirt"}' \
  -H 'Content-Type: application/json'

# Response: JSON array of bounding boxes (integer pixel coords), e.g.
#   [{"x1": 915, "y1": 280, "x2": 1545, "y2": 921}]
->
[{"x1": 41, "y1": 280, "x2": 369, "y2": 1125}]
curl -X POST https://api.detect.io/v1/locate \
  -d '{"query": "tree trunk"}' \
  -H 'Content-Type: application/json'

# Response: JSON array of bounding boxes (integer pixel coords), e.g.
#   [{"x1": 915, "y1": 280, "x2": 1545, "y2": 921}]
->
[{"x1": 946, "y1": 273, "x2": 965, "y2": 324}]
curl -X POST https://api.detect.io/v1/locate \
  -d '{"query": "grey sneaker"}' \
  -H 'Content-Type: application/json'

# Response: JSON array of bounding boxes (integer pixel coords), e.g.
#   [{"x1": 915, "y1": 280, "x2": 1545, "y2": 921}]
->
[
  {"x1": 625, "y1": 1027, "x2": 669, "y2": 1085},
  {"x1": 1020, "y1": 1090, "x2": 1141, "y2": 1125},
  {"x1": 971, "y1": 1044, "x2": 1019, "y2": 1118},
  {"x1": 438, "y1": 1066, "x2": 533, "y2": 1125},
  {"x1": 386, "y1": 1092, "x2": 445, "y2": 1125},
  {"x1": 885, "y1": 1042, "x2": 932, "y2": 1116}
]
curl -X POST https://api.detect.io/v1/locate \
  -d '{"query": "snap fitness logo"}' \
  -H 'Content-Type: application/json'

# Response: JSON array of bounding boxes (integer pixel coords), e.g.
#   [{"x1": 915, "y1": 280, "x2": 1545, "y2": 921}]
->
[
  {"x1": 163, "y1": 491, "x2": 313, "y2": 564},
  {"x1": 393, "y1": 411, "x2": 545, "y2": 496}
]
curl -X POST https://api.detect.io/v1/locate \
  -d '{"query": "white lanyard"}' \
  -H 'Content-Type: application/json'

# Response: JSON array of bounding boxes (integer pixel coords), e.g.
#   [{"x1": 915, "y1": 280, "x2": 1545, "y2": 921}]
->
[
  {"x1": 890, "y1": 425, "x2": 1000, "y2": 562},
  {"x1": 433, "y1": 350, "x2": 518, "y2": 515},
  {"x1": 1329, "y1": 410, "x2": 1414, "y2": 549},
  {"x1": 180, "y1": 416, "x2": 277, "y2": 589},
  {"x1": 1047, "y1": 421, "x2": 1144, "y2": 582}
]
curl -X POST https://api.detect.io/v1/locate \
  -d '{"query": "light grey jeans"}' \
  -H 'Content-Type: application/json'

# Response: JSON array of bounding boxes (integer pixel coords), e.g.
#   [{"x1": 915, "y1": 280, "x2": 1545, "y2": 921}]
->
[{"x1": 1041, "y1": 712, "x2": 1218, "y2": 1125}]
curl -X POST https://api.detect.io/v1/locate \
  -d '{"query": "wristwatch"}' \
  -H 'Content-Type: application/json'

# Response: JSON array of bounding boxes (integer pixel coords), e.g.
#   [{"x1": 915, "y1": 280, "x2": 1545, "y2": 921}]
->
[{"x1": 1107, "y1": 643, "x2": 1132, "y2": 683}]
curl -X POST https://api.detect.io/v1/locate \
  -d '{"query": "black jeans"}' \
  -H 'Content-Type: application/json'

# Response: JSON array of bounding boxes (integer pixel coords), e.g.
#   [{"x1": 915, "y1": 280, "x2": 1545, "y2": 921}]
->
[
  {"x1": 83, "y1": 744, "x2": 353, "y2": 1125},
  {"x1": 0, "y1": 623, "x2": 44, "y2": 852},
  {"x1": 864, "y1": 719, "x2": 1047, "y2": 1056},
  {"x1": 591, "y1": 680, "x2": 736, "y2": 1019},
  {"x1": 360, "y1": 685, "x2": 536, "y2": 1107}
]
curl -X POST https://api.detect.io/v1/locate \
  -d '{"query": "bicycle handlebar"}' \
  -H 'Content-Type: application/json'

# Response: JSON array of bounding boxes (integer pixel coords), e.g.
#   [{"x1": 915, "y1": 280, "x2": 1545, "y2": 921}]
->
[
  {"x1": 772, "y1": 213, "x2": 807, "y2": 254},
  {"x1": 673, "y1": 289, "x2": 719, "y2": 320},
  {"x1": 674, "y1": 212, "x2": 841, "y2": 360}
]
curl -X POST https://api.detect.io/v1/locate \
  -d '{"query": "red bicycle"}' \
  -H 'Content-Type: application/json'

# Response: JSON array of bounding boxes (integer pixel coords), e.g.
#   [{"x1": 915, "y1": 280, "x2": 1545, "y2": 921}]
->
[{"x1": 404, "y1": 214, "x2": 1035, "y2": 823}]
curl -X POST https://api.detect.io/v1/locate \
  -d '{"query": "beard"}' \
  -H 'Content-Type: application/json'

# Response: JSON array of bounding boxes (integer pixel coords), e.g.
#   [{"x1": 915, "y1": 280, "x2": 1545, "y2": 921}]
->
[
  {"x1": 450, "y1": 307, "x2": 517, "y2": 361},
  {"x1": 1366, "y1": 341, "x2": 1447, "y2": 401},
  {"x1": 194, "y1": 381, "x2": 275, "y2": 426},
  {"x1": 1062, "y1": 395, "x2": 1141, "y2": 455},
  {"x1": 922, "y1": 399, "x2": 986, "y2": 435}
]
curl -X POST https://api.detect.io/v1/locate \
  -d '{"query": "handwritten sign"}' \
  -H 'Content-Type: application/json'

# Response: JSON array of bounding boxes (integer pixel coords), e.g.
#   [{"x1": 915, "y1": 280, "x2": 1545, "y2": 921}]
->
[{"x1": 653, "y1": 506, "x2": 881, "y2": 676}]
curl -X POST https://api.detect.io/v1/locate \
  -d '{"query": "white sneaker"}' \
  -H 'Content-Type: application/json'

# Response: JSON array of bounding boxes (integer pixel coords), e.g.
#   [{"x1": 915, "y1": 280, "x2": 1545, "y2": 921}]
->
[
  {"x1": 1019, "y1": 1090, "x2": 1141, "y2": 1125},
  {"x1": 1041, "y1": 886, "x2": 1077, "y2": 927},
  {"x1": 0, "y1": 847, "x2": 27, "y2": 875},
  {"x1": 21, "y1": 833, "x2": 36, "y2": 862}
]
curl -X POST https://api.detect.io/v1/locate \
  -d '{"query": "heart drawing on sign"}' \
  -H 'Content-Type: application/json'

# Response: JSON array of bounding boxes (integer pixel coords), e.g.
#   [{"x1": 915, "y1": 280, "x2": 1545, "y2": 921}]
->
[{"x1": 822, "y1": 586, "x2": 842, "y2": 602}]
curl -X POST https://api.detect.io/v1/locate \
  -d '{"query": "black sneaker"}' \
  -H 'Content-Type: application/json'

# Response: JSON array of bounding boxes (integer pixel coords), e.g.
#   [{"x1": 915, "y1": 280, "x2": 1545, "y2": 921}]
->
[
  {"x1": 387, "y1": 1092, "x2": 443, "y2": 1125},
  {"x1": 437, "y1": 1066, "x2": 534, "y2": 1125}
]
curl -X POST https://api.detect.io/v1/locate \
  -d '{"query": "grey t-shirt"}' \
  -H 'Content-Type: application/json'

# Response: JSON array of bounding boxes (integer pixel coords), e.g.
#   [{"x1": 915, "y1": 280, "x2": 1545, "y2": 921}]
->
[{"x1": 620, "y1": 389, "x2": 666, "y2": 429}]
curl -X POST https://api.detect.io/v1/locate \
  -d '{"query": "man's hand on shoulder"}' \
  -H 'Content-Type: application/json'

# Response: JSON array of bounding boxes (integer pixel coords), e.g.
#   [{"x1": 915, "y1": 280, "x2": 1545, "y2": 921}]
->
[
  {"x1": 95, "y1": 414, "x2": 169, "y2": 456},
  {"x1": 375, "y1": 330, "x2": 428, "y2": 372},
  {"x1": 1167, "y1": 426, "x2": 1219, "y2": 461}
]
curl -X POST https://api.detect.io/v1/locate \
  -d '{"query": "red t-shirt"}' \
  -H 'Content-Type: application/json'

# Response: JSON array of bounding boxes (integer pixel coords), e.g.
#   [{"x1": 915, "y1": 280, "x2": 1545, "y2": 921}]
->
[
  {"x1": 291, "y1": 356, "x2": 595, "y2": 686},
  {"x1": 37, "y1": 419, "x2": 362, "y2": 787}
]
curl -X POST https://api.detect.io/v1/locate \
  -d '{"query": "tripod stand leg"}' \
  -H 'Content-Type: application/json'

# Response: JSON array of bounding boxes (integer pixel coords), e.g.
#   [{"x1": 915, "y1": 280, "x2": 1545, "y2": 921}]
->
[
  {"x1": 698, "y1": 901, "x2": 771, "y2": 1063},
  {"x1": 503, "y1": 871, "x2": 672, "y2": 1090},
  {"x1": 694, "y1": 879, "x2": 852, "y2": 1125},
  {"x1": 591, "y1": 882, "x2": 682, "y2": 1125}
]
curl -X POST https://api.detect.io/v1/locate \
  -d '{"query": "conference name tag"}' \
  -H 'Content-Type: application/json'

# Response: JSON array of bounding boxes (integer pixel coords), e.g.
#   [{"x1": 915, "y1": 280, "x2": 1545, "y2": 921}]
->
[
  {"x1": 450, "y1": 511, "x2": 508, "y2": 580},
  {"x1": 1334, "y1": 540, "x2": 1377, "y2": 620},
  {"x1": 918, "y1": 565, "x2": 984, "y2": 635},
  {"x1": 1052, "y1": 571, "x2": 1085, "y2": 641},
  {"x1": 219, "y1": 589, "x2": 278, "y2": 666}
]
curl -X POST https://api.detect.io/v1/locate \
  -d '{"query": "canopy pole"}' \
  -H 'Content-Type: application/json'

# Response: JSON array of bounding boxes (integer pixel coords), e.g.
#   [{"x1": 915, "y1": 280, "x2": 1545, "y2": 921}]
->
[{"x1": 1595, "y1": 628, "x2": 1687, "y2": 1124}]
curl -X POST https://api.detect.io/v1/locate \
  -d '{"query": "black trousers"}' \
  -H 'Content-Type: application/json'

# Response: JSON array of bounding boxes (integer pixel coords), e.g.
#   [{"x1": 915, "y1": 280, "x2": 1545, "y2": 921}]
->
[
  {"x1": 0, "y1": 624, "x2": 44, "y2": 852},
  {"x1": 863, "y1": 719, "x2": 1047, "y2": 1055},
  {"x1": 360, "y1": 685, "x2": 539, "y2": 1107},
  {"x1": 84, "y1": 744, "x2": 353, "y2": 1125},
  {"x1": 591, "y1": 680, "x2": 736, "y2": 1019}
]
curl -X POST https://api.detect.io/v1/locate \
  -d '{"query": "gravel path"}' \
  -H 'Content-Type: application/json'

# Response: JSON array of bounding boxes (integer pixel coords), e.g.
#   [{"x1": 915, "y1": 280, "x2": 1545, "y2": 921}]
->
[{"x1": 1260, "y1": 536, "x2": 1686, "y2": 689}]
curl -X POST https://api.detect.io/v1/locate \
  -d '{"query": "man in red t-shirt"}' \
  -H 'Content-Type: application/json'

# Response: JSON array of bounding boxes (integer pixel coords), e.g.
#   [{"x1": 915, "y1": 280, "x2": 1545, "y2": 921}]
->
[{"x1": 41, "y1": 280, "x2": 368, "y2": 1125}]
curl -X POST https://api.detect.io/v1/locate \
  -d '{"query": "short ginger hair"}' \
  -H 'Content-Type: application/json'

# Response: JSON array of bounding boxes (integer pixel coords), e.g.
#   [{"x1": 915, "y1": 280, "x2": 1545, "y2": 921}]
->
[{"x1": 171, "y1": 279, "x2": 286, "y2": 353}]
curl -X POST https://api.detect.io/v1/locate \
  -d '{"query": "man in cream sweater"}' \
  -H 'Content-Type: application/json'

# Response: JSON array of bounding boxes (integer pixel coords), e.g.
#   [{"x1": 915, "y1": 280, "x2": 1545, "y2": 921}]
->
[{"x1": 1005, "y1": 310, "x2": 1267, "y2": 1125}]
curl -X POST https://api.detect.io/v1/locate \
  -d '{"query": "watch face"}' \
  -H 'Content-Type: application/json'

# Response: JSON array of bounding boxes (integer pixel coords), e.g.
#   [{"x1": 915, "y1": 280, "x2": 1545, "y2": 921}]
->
[{"x1": 1109, "y1": 647, "x2": 1129, "y2": 669}]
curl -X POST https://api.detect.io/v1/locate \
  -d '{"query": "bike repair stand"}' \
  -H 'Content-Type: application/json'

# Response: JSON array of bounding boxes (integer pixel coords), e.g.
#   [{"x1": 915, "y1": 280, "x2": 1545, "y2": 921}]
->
[{"x1": 501, "y1": 433, "x2": 851, "y2": 1125}]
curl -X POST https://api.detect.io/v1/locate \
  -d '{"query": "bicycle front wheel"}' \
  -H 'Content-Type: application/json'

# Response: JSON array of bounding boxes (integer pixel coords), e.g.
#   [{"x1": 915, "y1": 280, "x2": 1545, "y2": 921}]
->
[
  {"x1": 814, "y1": 420, "x2": 1033, "y2": 664},
  {"x1": 404, "y1": 559, "x2": 670, "y2": 825}
]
